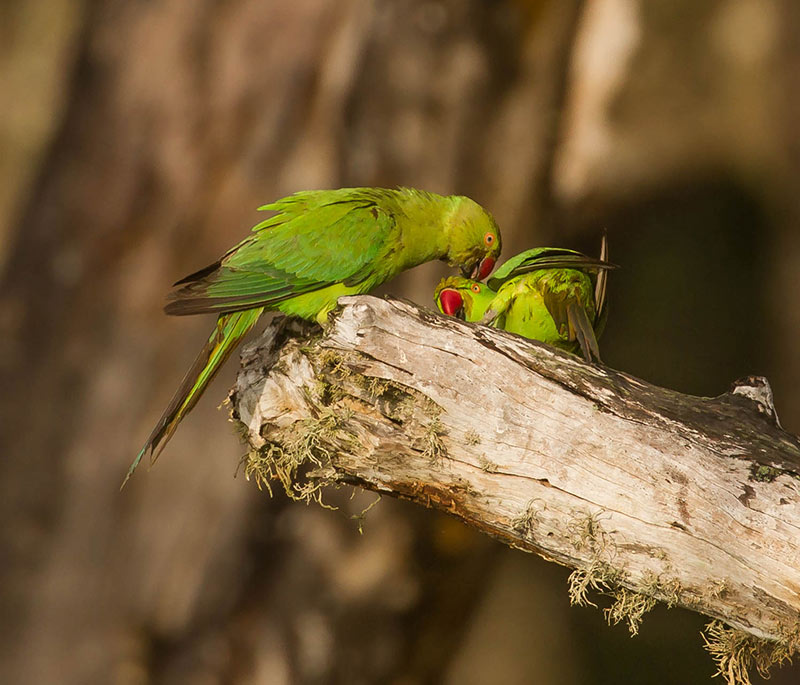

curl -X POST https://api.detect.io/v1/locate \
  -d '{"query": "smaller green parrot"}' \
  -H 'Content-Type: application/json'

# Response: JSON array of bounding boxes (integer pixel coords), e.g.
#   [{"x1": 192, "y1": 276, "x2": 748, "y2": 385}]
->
[
  {"x1": 434, "y1": 235, "x2": 614, "y2": 362},
  {"x1": 127, "y1": 187, "x2": 501, "y2": 486}
]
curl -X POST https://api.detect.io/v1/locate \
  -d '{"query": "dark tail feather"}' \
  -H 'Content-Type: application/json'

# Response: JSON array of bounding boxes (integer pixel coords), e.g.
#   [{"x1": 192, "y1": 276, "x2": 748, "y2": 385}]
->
[
  {"x1": 595, "y1": 230, "x2": 609, "y2": 317},
  {"x1": 173, "y1": 260, "x2": 222, "y2": 286},
  {"x1": 122, "y1": 308, "x2": 262, "y2": 489},
  {"x1": 498, "y1": 255, "x2": 616, "y2": 282},
  {"x1": 592, "y1": 231, "x2": 610, "y2": 340},
  {"x1": 568, "y1": 301, "x2": 601, "y2": 363}
]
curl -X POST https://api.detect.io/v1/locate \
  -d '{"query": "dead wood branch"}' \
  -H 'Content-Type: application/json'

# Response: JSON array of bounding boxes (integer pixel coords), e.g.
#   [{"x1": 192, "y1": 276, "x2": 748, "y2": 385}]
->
[{"x1": 231, "y1": 295, "x2": 800, "y2": 649}]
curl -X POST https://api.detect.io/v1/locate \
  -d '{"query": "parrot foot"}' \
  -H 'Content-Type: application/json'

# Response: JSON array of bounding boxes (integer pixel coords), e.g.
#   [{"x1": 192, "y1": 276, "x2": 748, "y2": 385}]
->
[
  {"x1": 316, "y1": 305, "x2": 336, "y2": 328},
  {"x1": 480, "y1": 309, "x2": 499, "y2": 326}
]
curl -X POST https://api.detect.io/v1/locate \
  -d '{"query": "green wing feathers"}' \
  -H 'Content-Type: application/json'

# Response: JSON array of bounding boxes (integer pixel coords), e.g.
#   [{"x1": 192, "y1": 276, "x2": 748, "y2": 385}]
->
[
  {"x1": 537, "y1": 272, "x2": 598, "y2": 362},
  {"x1": 165, "y1": 263, "x2": 321, "y2": 315},
  {"x1": 487, "y1": 238, "x2": 613, "y2": 362},
  {"x1": 123, "y1": 308, "x2": 262, "y2": 487},
  {"x1": 165, "y1": 189, "x2": 396, "y2": 316},
  {"x1": 130, "y1": 187, "x2": 500, "y2": 483}
]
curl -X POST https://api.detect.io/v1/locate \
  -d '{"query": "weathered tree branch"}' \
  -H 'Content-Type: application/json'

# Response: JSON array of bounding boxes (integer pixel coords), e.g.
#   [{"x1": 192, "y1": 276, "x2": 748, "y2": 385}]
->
[{"x1": 231, "y1": 295, "x2": 800, "y2": 648}]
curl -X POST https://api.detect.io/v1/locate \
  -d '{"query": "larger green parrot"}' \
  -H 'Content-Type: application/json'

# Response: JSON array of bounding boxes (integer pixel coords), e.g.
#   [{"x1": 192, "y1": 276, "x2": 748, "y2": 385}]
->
[
  {"x1": 434, "y1": 236, "x2": 613, "y2": 362},
  {"x1": 127, "y1": 187, "x2": 501, "y2": 485}
]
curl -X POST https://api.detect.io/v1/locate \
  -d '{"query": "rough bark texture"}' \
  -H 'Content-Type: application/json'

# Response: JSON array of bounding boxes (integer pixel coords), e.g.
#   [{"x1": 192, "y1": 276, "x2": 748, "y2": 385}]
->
[{"x1": 233, "y1": 296, "x2": 800, "y2": 645}]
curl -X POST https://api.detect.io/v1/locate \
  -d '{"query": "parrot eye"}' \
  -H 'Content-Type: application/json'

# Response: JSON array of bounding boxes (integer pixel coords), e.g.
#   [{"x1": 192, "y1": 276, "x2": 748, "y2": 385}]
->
[
  {"x1": 471, "y1": 284, "x2": 481, "y2": 293},
  {"x1": 484, "y1": 232, "x2": 495, "y2": 246}
]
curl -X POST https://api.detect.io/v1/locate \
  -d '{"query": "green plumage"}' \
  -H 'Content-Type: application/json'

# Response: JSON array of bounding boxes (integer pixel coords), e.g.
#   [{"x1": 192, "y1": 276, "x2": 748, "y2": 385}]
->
[
  {"x1": 126, "y1": 187, "x2": 501, "y2": 486},
  {"x1": 434, "y1": 237, "x2": 613, "y2": 362}
]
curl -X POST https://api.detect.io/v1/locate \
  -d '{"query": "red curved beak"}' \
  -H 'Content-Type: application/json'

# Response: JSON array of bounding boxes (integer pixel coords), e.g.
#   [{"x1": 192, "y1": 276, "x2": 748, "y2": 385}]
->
[
  {"x1": 476, "y1": 256, "x2": 495, "y2": 281},
  {"x1": 439, "y1": 289, "x2": 464, "y2": 317}
]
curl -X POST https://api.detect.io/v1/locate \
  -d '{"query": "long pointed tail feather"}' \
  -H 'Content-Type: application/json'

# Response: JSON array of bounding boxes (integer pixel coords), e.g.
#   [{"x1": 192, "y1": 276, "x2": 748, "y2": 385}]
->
[
  {"x1": 592, "y1": 231, "x2": 610, "y2": 344},
  {"x1": 595, "y1": 230, "x2": 609, "y2": 319},
  {"x1": 123, "y1": 308, "x2": 263, "y2": 488}
]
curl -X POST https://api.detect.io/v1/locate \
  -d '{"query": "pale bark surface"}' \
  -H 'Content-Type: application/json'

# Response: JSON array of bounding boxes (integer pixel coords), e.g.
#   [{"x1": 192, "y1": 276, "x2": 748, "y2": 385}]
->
[{"x1": 234, "y1": 296, "x2": 800, "y2": 644}]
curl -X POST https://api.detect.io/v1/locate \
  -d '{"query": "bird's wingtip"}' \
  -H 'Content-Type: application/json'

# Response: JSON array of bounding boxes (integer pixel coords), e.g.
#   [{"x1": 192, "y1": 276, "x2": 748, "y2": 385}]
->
[{"x1": 120, "y1": 445, "x2": 148, "y2": 491}]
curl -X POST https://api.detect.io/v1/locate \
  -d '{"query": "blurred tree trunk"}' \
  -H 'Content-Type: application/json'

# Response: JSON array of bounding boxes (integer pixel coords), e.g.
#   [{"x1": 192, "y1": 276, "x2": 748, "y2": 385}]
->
[
  {"x1": 4, "y1": 0, "x2": 800, "y2": 684},
  {"x1": 768, "y1": 0, "x2": 800, "y2": 433}
]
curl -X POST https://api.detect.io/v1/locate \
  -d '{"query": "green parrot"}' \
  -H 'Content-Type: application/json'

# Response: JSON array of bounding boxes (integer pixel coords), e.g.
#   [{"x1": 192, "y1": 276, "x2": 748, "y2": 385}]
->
[
  {"x1": 127, "y1": 187, "x2": 501, "y2": 485},
  {"x1": 434, "y1": 235, "x2": 613, "y2": 362}
]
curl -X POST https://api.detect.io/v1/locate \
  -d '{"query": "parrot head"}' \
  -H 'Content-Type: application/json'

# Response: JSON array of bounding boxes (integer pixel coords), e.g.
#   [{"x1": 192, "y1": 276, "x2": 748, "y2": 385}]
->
[
  {"x1": 434, "y1": 276, "x2": 495, "y2": 322},
  {"x1": 444, "y1": 197, "x2": 501, "y2": 280}
]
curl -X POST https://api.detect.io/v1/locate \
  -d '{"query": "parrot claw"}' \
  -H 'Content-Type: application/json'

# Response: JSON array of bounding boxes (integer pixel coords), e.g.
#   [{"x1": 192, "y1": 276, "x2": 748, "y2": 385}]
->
[
  {"x1": 480, "y1": 309, "x2": 498, "y2": 326},
  {"x1": 315, "y1": 305, "x2": 336, "y2": 328}
]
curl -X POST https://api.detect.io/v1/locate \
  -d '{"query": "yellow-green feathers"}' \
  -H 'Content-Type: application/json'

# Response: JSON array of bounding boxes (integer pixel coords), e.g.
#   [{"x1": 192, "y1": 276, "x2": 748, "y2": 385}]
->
[
  {"x1": 128, "y1": 187, "x2": 501, "y2": 483},
  {"x1": 435, "y1": 238, "x2": 614, "y2": 362},
  {"x1": 124, "y1": 308, "x2": 262, "y2": 487}
]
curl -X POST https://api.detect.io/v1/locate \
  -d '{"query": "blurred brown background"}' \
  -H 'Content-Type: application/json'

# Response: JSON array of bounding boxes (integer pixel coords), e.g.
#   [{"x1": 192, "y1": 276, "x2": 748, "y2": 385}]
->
[{"x1": 2, "y1": 1, "x2": 799, "y2": 683}]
